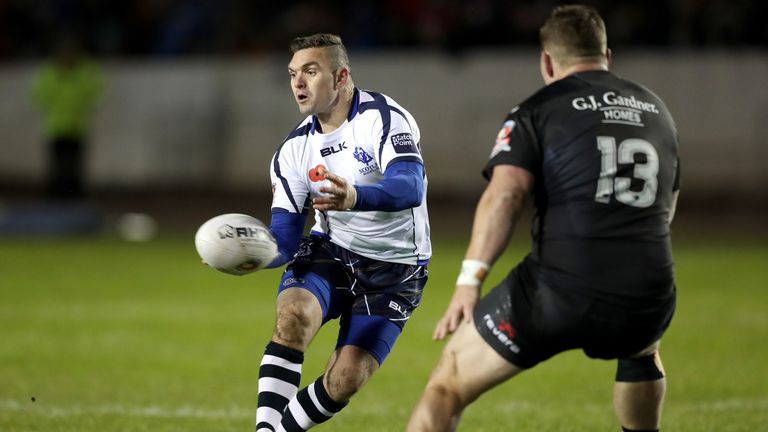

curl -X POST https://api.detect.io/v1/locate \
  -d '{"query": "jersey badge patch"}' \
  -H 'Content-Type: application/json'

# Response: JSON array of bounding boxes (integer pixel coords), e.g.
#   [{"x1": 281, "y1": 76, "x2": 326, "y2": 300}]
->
[
  {"x1": 491, "y1": 120, "x2": 515, "y2": 158},
  {"x1": 353, "y1": 147, "x2": 374, "y2": 165},
  {"x1": 391, "y1": 133, "x2": 418, "y2": 154},
  {"x1": 308, "y1": 164, "x2": 327, "y2": 182}
]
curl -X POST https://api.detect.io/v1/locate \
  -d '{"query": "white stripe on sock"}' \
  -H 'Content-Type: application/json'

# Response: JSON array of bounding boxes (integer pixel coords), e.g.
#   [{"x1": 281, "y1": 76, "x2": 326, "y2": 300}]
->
[
  {"x1": 258, "y1": 377, "x2": 299, "y2": 399},
  {"x1": 286, "y1": 397, "x2": 316, "y2": 430},
  {"x1": 307, "y1": 383, "x2": 334, "y2": 417},
  {"x1": 261, "y1": 354, "x2": 303, "y2": 373},
  {"x1": 256, "y1": 406, "x2": 282, "y2": 430}
]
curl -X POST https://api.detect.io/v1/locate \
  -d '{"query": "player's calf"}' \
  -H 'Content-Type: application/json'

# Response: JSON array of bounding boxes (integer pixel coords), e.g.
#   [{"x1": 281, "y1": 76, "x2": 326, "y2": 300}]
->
[
  {"x1": 257, "y1": 341, "x2": 304, "y2": 432},
  {"x1": 278, "y1": 375, "x2": 348, "y2": 432},
  {"x1": 614, "y1": 353, "x2": 666, "y2": 432}
]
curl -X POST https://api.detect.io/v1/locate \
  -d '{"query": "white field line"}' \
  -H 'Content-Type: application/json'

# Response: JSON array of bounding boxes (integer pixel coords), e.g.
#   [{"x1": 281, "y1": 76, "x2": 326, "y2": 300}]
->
[
  {"x1": 1, "y1": 398, "x2": 767, "y2": 419},
  {"x1": 0, "y1": 399, "x2": 253, "y2": 419}
]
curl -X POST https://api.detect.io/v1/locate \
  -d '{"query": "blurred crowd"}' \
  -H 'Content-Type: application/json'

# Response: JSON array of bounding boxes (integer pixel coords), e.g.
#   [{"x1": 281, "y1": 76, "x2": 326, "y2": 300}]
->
[{"x1": 0, "y1": 0, "x2": 766, "y2": 60}]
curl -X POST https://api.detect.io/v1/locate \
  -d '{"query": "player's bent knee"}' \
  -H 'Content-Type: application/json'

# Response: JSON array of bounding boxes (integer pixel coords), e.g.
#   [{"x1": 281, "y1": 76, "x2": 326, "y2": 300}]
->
[
  {"x1": 422, "y1": 348, "x2": 471, "y2": 409},
  {"x1": 324, "y1": 366, "x2": 369, "y2": 402},
  {"x1": 616, "y1": 354, "x2": 664, "y2": 382},
  {"x1": 425, "y1": 379, "x2": 464, "y2": 412},
  {"x1": 273, "y1": 302, "x2": 320, "y2": 348}
]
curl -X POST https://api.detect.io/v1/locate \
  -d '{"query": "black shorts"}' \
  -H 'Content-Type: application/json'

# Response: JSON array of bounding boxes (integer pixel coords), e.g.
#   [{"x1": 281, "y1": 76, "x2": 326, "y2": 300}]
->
[{"x1": 474, "y1": 256, "x2": 675, "y2": 369}]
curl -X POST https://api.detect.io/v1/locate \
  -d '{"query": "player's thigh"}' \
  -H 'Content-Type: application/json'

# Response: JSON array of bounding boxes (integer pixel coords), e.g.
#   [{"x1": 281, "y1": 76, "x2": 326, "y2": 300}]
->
[{"x1": 432, "y1": 319, "x2": 523, "y2": 404}]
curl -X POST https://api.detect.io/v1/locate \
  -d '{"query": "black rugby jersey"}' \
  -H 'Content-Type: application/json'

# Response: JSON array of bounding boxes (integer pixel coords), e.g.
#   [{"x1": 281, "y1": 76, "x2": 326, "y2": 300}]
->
[{"x1": 485, "y1": 70, "x2": 680, "y2": 305}]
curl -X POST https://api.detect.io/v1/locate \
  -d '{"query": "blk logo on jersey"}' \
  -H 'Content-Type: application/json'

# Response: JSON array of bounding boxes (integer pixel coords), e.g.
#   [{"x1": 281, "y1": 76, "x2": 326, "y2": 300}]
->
[
  {"x1": 320, "y1": 141, "x2": 348, "y2": 157},
  {"x1": 391, "y1": 133, "x2": 417, "y2": 154},
  {"x1": 353, "y1": 147, "x2": 374, "y2": 165}
]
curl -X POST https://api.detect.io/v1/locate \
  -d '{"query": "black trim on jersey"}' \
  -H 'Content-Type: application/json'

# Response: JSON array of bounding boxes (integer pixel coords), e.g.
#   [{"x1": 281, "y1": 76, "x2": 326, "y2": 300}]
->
[
  {"x1": 348, "y1": 88, "x2": 361, "y2": 122},
  {"x1": 275, "y1": 122, "x2": 312, "y2": 214},
  {"x1": 320, "y1": 210, "x2": 331, "y2": 237},
  {"x1": 409, "y1": 207, "x2": 419, "y2": 261},
  {"x1": 385, "y1": 155, "x2": 423, "y2": 170},
  {"x1": 358, "y1": 91, "x2": 392, "y2": 162},
  {"x1": 389, "y1": 106, "x2": 412, "y2": 130},
  {"x1": 284, "y1": 122, "x2": 312, "y2": 142},
  {"x1": 357, "y1": 90, "x2": 416, "y2": 164}
]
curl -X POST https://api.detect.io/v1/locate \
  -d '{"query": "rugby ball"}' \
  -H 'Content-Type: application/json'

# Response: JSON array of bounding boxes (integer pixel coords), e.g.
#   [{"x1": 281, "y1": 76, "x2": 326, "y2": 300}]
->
[{"x1": 194, "y1": 213, "x2": 278, "y2": 276}]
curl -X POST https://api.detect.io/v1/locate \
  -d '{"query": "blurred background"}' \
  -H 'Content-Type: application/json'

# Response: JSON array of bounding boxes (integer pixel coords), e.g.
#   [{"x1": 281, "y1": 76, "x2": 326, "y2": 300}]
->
[{"x1": 0, "y1": 0, "x2": 766, "y2": 239}]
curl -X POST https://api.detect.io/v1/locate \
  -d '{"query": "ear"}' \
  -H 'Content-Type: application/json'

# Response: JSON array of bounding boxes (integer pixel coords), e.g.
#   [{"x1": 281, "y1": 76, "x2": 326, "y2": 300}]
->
[
  {"x1": 335, "y1": 67, "x2": 349, "y2": 90},
  {"x1": 540, "y1": 51, "x2": 555, "y2": 84},
  {"x1": 605, "y1": 48, "x2": 612, "y2": 67}
]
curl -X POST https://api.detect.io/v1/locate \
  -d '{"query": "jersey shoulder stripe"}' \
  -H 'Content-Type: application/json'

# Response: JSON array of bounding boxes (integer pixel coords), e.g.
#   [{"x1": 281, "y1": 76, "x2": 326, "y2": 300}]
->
[
  {"x1": 357, "y1": 91, "x2": 392, "y2": 161},
  {"x1": 357, "y1": 90, "x2": 418, "y2": 163},
  {"x1": 274, "y1": 120, "x2": 312, "y2": 213}
]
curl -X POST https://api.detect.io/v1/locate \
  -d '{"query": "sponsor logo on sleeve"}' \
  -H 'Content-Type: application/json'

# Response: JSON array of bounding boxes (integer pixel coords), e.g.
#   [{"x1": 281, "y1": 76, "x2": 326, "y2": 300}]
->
[
  {"x1": 490, "y1": 120, "x2": 515, "y2": 158},
  {"x1": 391, "y1": 133, "x2": 418, "y2": 154}
]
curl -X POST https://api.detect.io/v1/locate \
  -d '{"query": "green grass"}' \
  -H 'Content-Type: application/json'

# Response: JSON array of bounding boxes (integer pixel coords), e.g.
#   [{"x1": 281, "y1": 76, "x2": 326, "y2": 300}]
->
[{"x1": 1, "y1": 234, "x2": 766, "y2": 431}]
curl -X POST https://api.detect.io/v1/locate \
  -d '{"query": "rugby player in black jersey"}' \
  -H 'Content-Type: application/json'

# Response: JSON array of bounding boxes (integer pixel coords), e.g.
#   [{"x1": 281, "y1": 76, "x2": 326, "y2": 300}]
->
[{"x1": 408, "y1": 5, "x2": 679, "y2": 432}]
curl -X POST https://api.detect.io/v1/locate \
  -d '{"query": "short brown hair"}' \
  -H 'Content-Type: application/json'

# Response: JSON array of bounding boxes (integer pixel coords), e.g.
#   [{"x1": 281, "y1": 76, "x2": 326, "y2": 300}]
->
[
  {"x1": 289, "y1": 33, "x2": 350, "y2": 71},
  {"x1": 539, "y1": 5, "x2": 607, "y2": 66}
]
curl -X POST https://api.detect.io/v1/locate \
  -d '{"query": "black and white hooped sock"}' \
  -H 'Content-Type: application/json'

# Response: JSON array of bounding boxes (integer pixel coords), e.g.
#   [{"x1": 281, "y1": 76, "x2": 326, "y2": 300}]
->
[
  {"x1": 256, "y1": 341, "x2": 304, "y2": 432},
  {"x1": 277, "y1": 376, "x2": 348, "y2": 432}
]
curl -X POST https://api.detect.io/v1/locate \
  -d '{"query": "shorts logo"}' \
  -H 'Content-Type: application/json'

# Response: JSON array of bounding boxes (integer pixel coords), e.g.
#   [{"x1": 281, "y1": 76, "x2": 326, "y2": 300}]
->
[
  {"x1": 282, "y1": 277, "x2": 305, "y2": 286},
  {"x1": 498, "y1": 319, "x2": 516, "y2": 339},
  {"x1": 388, "y1": 300, "x2": 409, "y2": 318},
  {"x1": 490, "y1": 120, "x2": 515, "y2": 158},
  {"x1": 483, "y1": 314, "x2": 520, "y2": 353},
  {"x1": 391, "y1": 133, "x2": 417, "y2": 154}
]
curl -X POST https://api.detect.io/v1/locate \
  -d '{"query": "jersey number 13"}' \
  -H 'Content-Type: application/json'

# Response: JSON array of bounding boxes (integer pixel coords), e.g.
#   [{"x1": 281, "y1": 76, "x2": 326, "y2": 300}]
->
[{"x1": 594, "y1": 136, "x2": 659, "y2": 208}]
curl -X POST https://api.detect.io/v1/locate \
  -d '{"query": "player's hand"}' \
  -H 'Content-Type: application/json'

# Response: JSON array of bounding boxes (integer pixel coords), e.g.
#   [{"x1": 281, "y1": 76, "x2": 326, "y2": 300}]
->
[
  {"x1": 313, "y1": 166, "x2": 357, "y2": 211},
  {"x1": 433, "y1": 284, "x2": 481, "y2": 341}
]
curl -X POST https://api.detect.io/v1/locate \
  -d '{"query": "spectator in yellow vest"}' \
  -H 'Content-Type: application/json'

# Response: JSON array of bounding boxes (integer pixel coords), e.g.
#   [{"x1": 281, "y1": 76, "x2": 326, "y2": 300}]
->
[{"x1": 32, "y1": 36, "x2": 103, "y2": 199}]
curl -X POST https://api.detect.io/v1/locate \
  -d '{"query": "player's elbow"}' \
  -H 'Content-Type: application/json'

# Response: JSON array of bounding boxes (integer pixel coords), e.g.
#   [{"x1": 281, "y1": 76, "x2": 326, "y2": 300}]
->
[{"x1": 402, "y1": 175, "x2": 424, "y2": 208}]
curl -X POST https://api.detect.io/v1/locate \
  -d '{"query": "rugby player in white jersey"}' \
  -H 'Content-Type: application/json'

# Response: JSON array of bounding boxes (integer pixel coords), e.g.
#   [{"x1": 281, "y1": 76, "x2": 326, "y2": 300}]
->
[{"x1": 255, "y1": 33, "x2": 431, "y2": 432}]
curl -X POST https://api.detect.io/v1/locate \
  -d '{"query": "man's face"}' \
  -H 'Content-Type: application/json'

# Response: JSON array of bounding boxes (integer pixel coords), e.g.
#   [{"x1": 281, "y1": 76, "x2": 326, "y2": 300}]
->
[{"x1": 288, "y1": 47, "x2": 339, "y2": 116}]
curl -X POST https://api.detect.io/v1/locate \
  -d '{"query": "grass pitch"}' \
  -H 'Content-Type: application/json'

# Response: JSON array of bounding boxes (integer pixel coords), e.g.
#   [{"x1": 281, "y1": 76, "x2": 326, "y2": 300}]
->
[{"x1": 0, "y1": 233, "x2": 766, "y2": 431}]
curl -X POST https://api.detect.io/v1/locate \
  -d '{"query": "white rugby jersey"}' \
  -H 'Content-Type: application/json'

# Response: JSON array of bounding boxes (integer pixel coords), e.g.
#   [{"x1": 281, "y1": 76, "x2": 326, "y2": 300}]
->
[{"x1": 270, "y1": 88, "x2": 431, "y2": 265}]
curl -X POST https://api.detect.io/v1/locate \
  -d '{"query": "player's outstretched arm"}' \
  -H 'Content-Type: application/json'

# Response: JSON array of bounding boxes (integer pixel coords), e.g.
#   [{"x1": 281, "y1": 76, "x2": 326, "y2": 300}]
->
[
  {"x1": 265, "y1": 210, "x2": 306, "y2": 268},
  {"x1": 433, "y1": 165, "x2": 533, "y2": 340}
]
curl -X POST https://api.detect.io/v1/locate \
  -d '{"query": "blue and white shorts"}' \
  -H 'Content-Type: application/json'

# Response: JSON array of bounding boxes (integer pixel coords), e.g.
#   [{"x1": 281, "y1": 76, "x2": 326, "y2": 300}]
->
[{"x1": 278, "y1": 236, "x2": 428, "y2": 365}]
